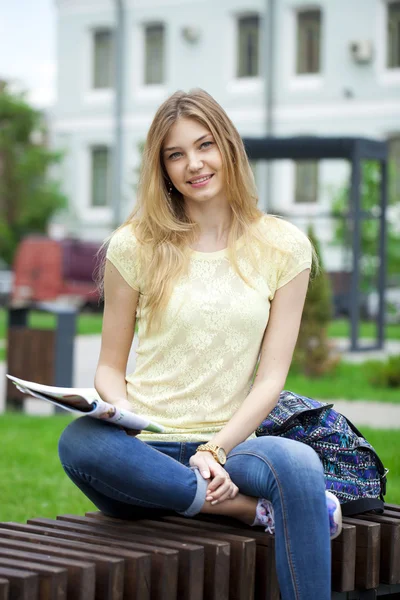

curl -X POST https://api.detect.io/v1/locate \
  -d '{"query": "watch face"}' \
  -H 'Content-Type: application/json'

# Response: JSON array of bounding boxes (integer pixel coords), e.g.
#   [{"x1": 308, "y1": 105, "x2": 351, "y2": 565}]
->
[{"x1": 217, "y1": 447, "x2": 227, "y2": 465}]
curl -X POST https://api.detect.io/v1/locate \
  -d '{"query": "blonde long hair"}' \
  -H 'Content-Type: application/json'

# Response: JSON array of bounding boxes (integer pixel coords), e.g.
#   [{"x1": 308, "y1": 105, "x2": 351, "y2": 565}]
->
[{"x1": 101, "y1": 89, "x2": 309, "y2": 334}]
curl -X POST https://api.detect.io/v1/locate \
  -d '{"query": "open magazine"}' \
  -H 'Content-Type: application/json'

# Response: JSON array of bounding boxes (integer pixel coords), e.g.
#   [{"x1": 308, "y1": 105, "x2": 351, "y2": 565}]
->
[{"x1": 6, "y1": 374, "x2": 164, "y2": 433}]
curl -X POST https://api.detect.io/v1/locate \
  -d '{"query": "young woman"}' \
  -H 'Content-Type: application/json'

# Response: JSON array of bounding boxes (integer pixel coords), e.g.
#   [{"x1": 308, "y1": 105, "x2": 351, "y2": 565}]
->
[{"x1": 59, "y1": 89, "x2": 341, "y2": 600}]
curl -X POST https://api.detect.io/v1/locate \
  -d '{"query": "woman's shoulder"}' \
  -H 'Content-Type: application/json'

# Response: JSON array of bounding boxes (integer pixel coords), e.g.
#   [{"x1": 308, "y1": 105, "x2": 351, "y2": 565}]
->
[
  {"x1": 107, "y1": 223, "x2": 138, "y2": 254},
  {"x1": 255, "y1": 214, "x2": 311, "y2": 255}
]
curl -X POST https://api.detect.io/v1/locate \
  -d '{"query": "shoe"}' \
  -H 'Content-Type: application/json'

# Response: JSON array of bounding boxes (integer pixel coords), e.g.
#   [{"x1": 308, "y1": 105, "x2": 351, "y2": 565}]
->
[
  {"x1": 252, "y1": 490, "x2": 343, "y2": 540},
  {"x1": 252, "y1": 498, "x2": 275, "y2": 534},
  {"x1": 326, "y1": 490, "x2": 342, "y2": 540}
]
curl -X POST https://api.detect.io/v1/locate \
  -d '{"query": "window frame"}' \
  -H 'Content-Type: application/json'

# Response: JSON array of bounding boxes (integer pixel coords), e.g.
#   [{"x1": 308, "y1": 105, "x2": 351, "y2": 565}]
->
[
  {"x1": 296, "y1": 9, "x2": 322, "y2": 75},
  {"x1": 90, "y1": 145, "x2": 112, "y2": 209},
  {"x1": 92, "y1": 28, "x2": 114, "y2": 90},
  {"x1": 376, "y1": 0, "x2": 400, "y2": 85},
  {"x1": 387, "y1": 0, "x2": 400, "y2": 69},
  {"x1": 236, "y1": 14, "x2": 261, "y2": 79},
  {"x1": 144, "y1": 23, "x2": 166, "y2": 86},
  {"x1": 294, "y1": 160, "x2": 319, "y2": 205}
]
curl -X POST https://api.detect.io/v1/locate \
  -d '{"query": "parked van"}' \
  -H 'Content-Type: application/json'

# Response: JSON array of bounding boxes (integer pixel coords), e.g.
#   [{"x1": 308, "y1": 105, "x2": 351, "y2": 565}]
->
[{"x1": 12, "y1": 236, "x2": 103, "y2": 308}]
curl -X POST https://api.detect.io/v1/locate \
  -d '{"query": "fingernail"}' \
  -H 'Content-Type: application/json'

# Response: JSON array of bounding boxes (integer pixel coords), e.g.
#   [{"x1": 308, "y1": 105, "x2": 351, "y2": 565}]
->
[
  {"x1": 211, "y1": 500, "x2": 218, "y2": 505},
  {"x1": 202, "y1": 471, "x2": 210, "y2": 478},
  {"x1": 206, "y1": 496, "x2": 213, "y2": 501}
]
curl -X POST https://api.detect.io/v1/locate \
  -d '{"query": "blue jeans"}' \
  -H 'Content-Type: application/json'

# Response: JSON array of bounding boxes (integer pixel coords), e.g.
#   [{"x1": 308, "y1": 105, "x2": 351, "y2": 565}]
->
[{"x1": 59, "y1": 417, "x2": 331, "y2": 600}]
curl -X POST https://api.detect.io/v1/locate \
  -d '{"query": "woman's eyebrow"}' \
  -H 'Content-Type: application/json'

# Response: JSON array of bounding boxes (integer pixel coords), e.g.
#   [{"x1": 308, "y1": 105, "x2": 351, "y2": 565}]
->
[{"x1": 163, "y1": 133, "x2": 211, "y2": 153}]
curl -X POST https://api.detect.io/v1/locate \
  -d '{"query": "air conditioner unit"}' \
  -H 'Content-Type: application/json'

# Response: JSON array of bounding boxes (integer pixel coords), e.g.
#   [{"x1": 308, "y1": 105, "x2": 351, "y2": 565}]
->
[{"x1": 349, "y1": 40, "x2": 374, "y2": 64}]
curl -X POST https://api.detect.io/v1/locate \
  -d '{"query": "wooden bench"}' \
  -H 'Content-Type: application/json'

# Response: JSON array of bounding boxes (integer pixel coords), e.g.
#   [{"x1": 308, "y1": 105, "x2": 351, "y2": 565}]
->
[{"x1": 0, "y1": 504, "x2": 399, "y2": 599}]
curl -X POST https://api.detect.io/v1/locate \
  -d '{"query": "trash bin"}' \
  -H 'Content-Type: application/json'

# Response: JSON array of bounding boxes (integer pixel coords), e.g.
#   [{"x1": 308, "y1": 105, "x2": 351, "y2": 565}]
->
[{"x1": 6, "y1": 302, "x2": 77, "y2": 411}]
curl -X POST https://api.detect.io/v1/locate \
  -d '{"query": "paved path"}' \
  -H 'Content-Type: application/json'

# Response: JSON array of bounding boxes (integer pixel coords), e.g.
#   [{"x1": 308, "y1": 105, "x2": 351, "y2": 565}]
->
[{"x1": 1, "y1": 335, "x2": 400, "y2": 429}]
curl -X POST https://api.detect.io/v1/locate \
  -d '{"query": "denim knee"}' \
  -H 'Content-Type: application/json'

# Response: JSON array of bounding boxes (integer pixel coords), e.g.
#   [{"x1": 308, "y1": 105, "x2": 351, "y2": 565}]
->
[
  {"x1": 58, "y1": 417, "x2": 108, "y2": 469},
  {"x1": 227, "y1": 436, "x2": 325, "y2": 499}
]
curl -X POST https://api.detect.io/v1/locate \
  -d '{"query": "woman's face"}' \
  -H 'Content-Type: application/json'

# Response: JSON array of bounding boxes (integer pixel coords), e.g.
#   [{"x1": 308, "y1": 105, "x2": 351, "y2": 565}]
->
[{"x1": 162, "y1": 118, "x2": 225, "y2": 204}]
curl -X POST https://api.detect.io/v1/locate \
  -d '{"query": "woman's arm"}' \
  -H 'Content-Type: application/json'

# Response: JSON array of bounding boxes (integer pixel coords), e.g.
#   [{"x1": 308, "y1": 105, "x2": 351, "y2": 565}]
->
[
  {"x1": 210, "y1": 268, "x2": 310, "y2": 453},
  {"x1": 94, "y1": 259, "x2": 139, "y2": 409}
]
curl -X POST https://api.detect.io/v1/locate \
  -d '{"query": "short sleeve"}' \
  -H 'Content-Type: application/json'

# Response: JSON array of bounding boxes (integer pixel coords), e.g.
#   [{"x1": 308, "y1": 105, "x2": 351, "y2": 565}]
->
[
  {"x1": 275, "y1": 220, "x2": 312, "y2": 290},
  {"x1": 106, "y1": 225, "x2": 141, "y2": 291}
]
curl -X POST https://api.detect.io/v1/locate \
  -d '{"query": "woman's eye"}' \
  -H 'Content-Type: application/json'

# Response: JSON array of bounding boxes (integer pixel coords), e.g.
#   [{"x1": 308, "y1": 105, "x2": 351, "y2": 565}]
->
[
  {"x1": 201, "y1": 141, "x2": 213, "y2": 149},
  {"x1": 169, "y1": 152, "x2": 182, "y2": 160}
]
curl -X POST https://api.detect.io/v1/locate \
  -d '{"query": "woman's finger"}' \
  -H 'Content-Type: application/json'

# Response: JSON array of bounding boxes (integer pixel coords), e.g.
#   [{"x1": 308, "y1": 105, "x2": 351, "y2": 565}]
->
[
  {"x1": 207, "y1": 477, "x2": 233, "y2": 501},
  {"x1": 207, "y1": 469, "x2": 230, "y2": 492}
]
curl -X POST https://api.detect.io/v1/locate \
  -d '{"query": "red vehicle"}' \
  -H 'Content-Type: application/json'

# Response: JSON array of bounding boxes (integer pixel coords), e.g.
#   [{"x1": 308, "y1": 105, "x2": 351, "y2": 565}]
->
[{"x1": 12, "y1": 236, "x2": 103, "y2": 308}]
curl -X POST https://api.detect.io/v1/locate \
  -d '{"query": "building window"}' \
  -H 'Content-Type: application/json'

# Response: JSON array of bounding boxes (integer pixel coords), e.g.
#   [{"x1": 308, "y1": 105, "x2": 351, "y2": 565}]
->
[
  {"x1": 237, "y1": 15, "x2": 260, "y2": 78},
  {"x1": 296, "y1": 10, "x2": 321, "y2": 74},
  {"x1": 388, "y1": 1, "x2": 400, "y2": 68},
  {"x1": 389, "y1": 136, "x2": 400, "y2": 200},
  {"x1": 93, "y1": 29, "x2": 114, "y2": 89},
  {"x1": 144, "y1": 24, "x2": 165, "y2": 85},
  {"x1": 294, "y1": 161, "x2": 319, "y2": 203},
  {"x1": 91, "y1": 147, "x2": 112, "y2": 207}
]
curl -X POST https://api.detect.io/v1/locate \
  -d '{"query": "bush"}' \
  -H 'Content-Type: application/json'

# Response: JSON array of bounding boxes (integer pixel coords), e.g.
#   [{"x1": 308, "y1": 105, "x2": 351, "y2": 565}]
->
[
  {"x1": 293, "y1": 225, "x2": 340, "y2": 377},
  {"x1": 366, "y1": 355, "x2": 400, "y2": 389}
]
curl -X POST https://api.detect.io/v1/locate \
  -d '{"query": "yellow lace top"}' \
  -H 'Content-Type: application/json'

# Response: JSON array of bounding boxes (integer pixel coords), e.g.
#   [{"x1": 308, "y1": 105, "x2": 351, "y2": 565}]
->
[{"x1": 106, "y1": 215, "x2": 312, "y2": 442}]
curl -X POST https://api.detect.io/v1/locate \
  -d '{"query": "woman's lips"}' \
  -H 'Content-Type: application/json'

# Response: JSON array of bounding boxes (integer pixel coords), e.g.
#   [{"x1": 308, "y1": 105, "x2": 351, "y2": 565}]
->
[{"x1": 188, "y1": 174, "x2": 214, "y2": 188}]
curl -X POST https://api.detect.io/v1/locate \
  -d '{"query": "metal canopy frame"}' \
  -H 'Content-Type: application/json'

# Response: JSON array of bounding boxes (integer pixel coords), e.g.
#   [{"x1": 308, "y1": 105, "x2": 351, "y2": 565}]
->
[{"x1": 243, "y1": 136, "x2": 389, "y2": 352}]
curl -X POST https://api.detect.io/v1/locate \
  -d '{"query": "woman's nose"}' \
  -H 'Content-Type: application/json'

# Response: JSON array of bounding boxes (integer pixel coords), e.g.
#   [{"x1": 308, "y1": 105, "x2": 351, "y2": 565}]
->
[{"x1": 188, "y1": 154, "x2": 204, "y2": 172}]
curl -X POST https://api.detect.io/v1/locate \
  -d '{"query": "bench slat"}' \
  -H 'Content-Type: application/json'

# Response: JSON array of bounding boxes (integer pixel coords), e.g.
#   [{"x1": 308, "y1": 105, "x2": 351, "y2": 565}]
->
[
  {"x1": 352, "y1": 514, "x2": 400, "y2": 585},
  {"x1": 0, "y1": 557, "x2": 67, "y2": 600},
  {"x1": 342, "y1": 517, "x2": 380, "y2": 589},
  {"x1": 0, "y1": 524, "x2": 125, "y2": 600},
  {"x1": 0, "y1": 527, "x2": 150, "y2": 600},
  {"x1": 0, "y1": 578, "x2": 9, "y2": 600},
  {"x1": 59, "y1": 514, "x2": 224, "y2": 600},
  {"x1": 0, "y1": 547, "x2": 94, "y2": 600},
  {"x1": 331, "y1": 523, "x2": 356, "y2": 592},
  {"x1": 57, "y1": 514, "x2": 204, "y2": 600},
  {"x1": 163, "y1": 514, "x2": 280, "y2": 600},
  {"x1": 137, "y1": 518, "x2": 254, "y2": 600},
  {"x1": 25, "y1": 518, "x2": 179, "y2": 600},
  {"x1": 0, "y1": 567, "x2": 38, "y2": 600}
]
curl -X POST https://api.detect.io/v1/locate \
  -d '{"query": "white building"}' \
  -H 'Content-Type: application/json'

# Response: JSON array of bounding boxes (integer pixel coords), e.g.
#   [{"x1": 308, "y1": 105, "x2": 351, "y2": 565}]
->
[{"x1": 52, "y1": 0, "x2": 400, "y2": 270}]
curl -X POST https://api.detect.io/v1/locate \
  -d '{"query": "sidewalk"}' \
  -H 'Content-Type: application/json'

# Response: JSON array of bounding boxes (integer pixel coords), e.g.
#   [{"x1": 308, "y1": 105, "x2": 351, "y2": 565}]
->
[{"x1": 1, "y1": 335, "x2": 400, "y2": 429}]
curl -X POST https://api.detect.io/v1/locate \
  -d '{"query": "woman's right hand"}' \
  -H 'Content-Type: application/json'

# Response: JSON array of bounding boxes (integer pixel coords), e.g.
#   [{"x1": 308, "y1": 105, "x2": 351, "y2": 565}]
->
[
  {"x1": 112, "y1": 397, "x2": 134, "y2": 412},
  {"x1": 113, "y1": 397, "x2": 142, "y2": 436}
]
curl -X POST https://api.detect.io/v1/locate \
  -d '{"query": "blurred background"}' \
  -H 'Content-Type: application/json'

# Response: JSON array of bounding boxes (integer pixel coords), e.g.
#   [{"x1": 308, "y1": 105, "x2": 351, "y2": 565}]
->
[
  {"x1": 1, "y1": 0, "x2": 399, "y2": 319},
  {"x1": 0, "y1": 0, "x2": 399, "y2": 520}
]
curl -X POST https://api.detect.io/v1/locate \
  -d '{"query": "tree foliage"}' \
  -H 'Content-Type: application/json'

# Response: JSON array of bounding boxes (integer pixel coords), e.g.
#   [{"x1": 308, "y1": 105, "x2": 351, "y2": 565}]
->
[
  {"x1": 292, "y1": 225, "x2": 339, "y2": 377},
  {"x1": 331, "y1": 160, "x2": 400, "y2": 287},
  {"x1": 0, "y1": 83, "x2": 66, "y2": 266}
]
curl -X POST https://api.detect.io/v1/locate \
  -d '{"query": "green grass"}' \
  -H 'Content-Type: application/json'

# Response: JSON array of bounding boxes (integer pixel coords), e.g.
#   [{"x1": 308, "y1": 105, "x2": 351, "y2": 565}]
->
[
  {"x1": 0, "y1": 415, "x2": 95, "y2": 522},
  {"x1": 0, "y1": 415, "x2": 398, "y2": 522},
  {"x1": 328, "y1": 319, "x2": 400, "y2": 340},
  {"x1": 0, "y1": 308, "x2": 104, "y2": 340},
  {"x1": 285, "y1": 361, "x2": 400, "y2": 403},
  {"x1": 1, "y1": 309, "x2": 399, "y2": 341}
]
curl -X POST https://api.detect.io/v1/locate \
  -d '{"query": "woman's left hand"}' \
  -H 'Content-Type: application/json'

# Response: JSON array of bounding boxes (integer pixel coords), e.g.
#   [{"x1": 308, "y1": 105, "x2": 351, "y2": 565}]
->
[{"x1": 189, "y1": 451, "x2": 239, "y2": 504}]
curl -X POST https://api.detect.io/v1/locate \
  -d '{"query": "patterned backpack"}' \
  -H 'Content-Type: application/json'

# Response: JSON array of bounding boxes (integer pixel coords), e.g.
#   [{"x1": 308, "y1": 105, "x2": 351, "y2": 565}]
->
[{"x1": 255, "y1": 391, "x2": 388, "y2": 516}]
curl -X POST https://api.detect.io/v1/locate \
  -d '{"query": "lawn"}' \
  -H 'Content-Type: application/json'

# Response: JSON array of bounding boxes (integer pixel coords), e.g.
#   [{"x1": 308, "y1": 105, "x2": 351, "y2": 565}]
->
[
  {"x1": 0, "y1": 308, "x2": 104, "y2": 339},
  {"x1": 285, "y1": 361, "x2": 400, "y2": 403},
  {"x1": 328, "y1": 319, "x2": 400, "y2": 340},
  {"x1": 1, "y1": 309, "x2": 399, "y2": 342},
  {"x1": 0, "y1": 414, "x2": 398, "y2": 523}
]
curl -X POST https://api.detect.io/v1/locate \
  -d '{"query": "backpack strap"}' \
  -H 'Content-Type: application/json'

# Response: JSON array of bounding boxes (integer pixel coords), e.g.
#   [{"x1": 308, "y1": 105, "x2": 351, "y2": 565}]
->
[{"x1": 341, "y1": 497, "x2": 385, "y2": 516}]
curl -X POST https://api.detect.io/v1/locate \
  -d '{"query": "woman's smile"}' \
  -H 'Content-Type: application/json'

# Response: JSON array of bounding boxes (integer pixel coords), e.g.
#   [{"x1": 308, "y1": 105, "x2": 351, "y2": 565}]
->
[{"x1": 187, "y1": 174, "x2": 214, "y2": 188}]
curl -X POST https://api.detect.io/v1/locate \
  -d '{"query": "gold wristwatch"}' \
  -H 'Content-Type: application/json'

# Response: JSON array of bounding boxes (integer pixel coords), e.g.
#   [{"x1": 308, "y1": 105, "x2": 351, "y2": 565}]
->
[{"x1": 196, "y1": 443, "x2": 227, "y2": 465}]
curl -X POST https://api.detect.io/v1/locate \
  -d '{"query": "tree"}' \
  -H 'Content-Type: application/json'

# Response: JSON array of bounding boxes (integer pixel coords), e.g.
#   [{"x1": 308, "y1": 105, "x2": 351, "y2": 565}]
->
[
  {"x1": 331, "y1": 161, "x2": 400, "y2": 289},
  {"x1": 0, "y1": 82, "x2": 66, "y2": 266},
  {"x1": 293, "y1": 225, "x2": 339, "y2": 377}
]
